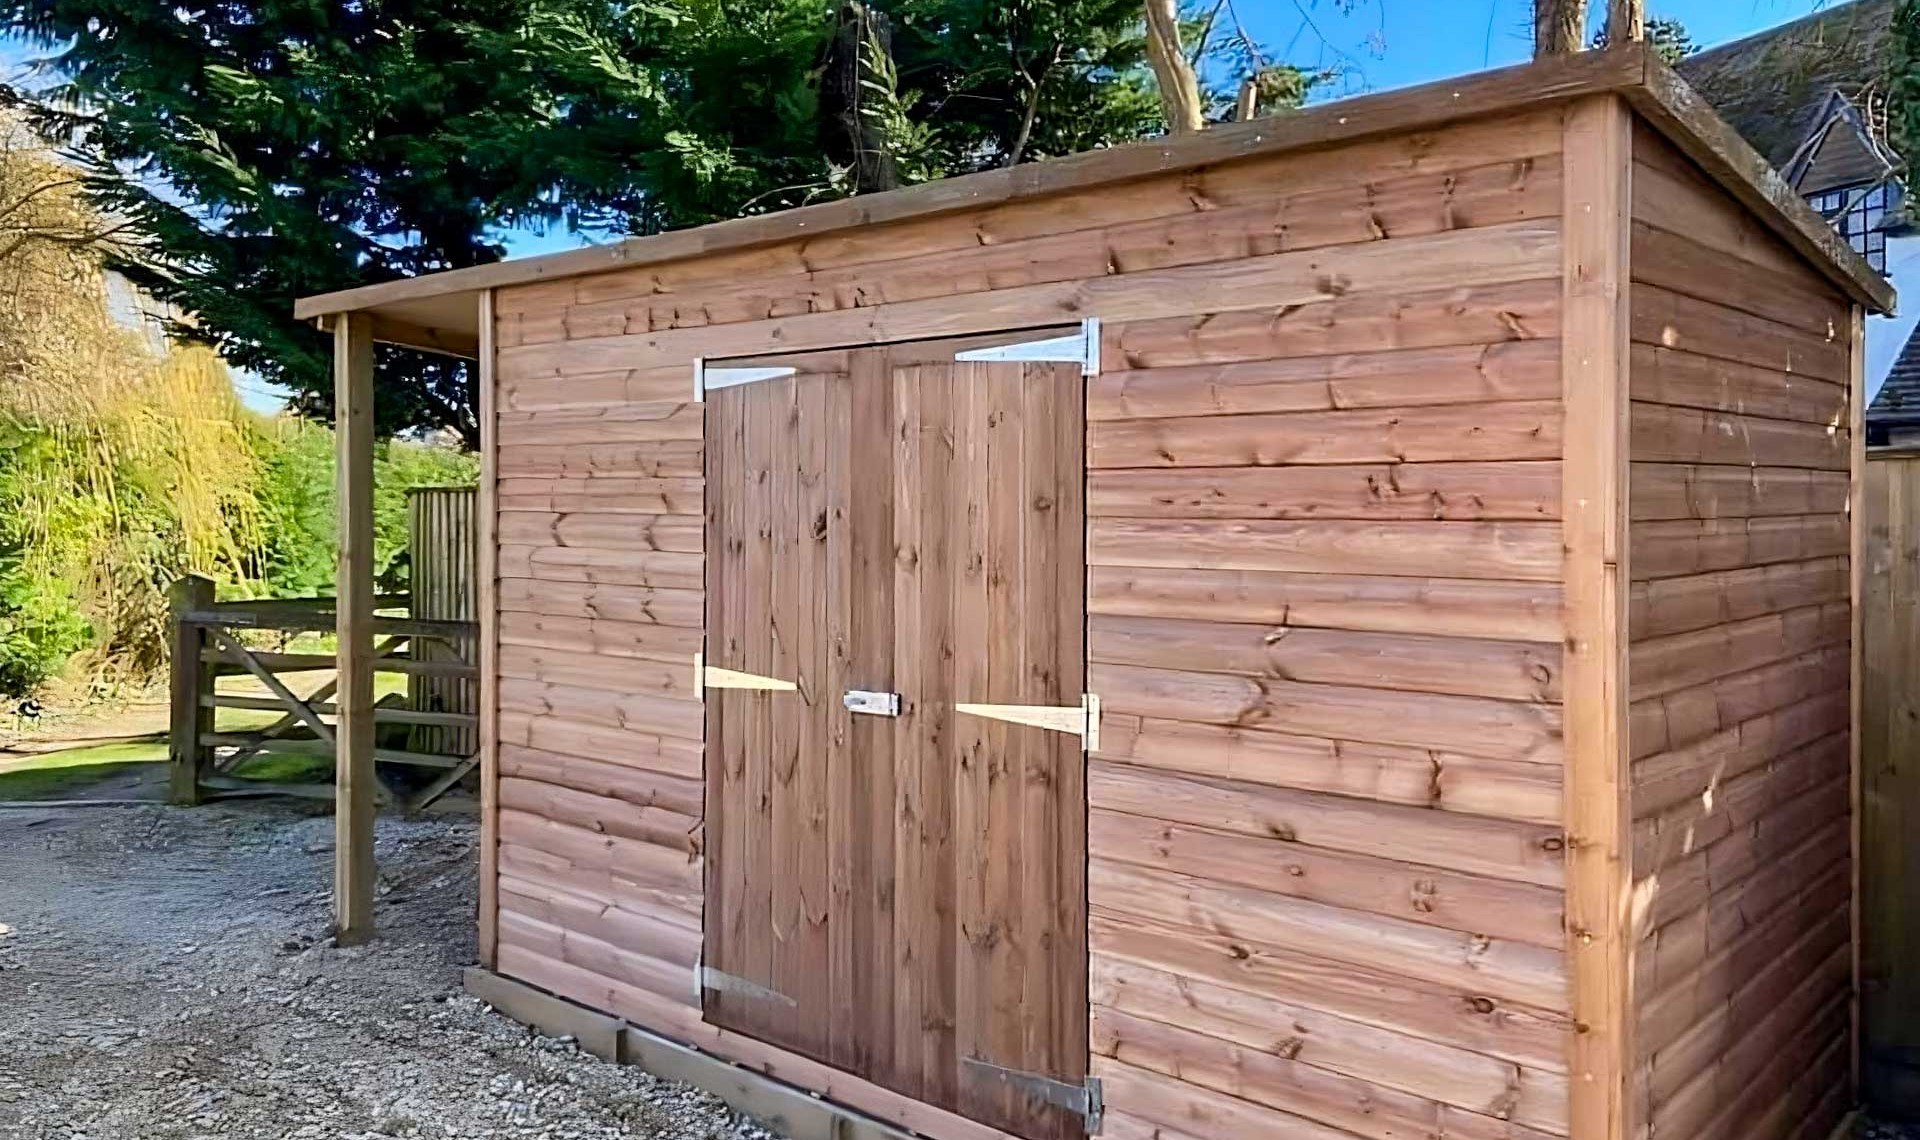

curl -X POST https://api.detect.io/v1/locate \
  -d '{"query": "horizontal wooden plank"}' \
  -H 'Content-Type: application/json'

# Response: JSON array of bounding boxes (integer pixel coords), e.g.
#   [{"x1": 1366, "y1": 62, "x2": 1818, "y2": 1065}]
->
[
  {"x1": 498, "y1": 909, "x2": 695, "y2": 1005},
  {"x1": 499, "y1": 221, "x2": 1563, "y2": 382},
  {"x1": 1628, "y1": 155, "x2": 1837, "y2": 294},
  {"x1": 1099, "y1": 712, "x2": 1561, "y2": 822},
  {"x1": 1088, "y1": 339, "x2": 1561, "y2": 421},
  {"x1": 497, "y1": 476, "x2": 703, "y2": 516},
  {"x1": 1088, "y1": 460, "x2": 1559, "y2": 522},
  {"x1": 1631, "y1": 515, "x2": 1848, "y2": 582},
  {"x1": 499, "y1": 544, "x2": 704, "y2": 589},
  {"x1": 1090, "y1": 613, "x2": 1560, "y2": 701},
  {"x1": 529, "y1": 158, "x2": 1563, "y2": 343},
  {"x1": 1629, "y1": 220, "x2": 1848, "y2": 338},
  {"x1": 499, "y1": 511, "x2": 704, "y2": 552},
  {"x1": 1090, "y1": 759, "x2": 1563, "y2": 886},
  {"x1": 500, "y1": 611, "x2": 705, "y2": 664},
  {"x1": 498, "y1": 710, "x2": 703, "y2": 780},
  {"x1": 1630, "y1": 645, "x2": 1849, "y2": 760},
  {"x1": 1629, "y1": 602, "x2": 1849, "y2": 703},
  {"x1": 1629, "y1": 464, "x2": 1850, "y2": 521},
  {"x1": 499, "y1": 808, "x2": 702, "y2": 895},
  {"x1": 1635, "y1": 731, "x2": 1848, "y2": 885},
  {"x1": 1089, "y1": 564, "x2": 1564, "y2": 642},
  {"x1": 499, "y1": 744, "x2": 702, "y2": 817},
  {"x1": 499, "y1": 643, "x2": 694, "y2": 699},
  {"x1": 499, "y1": 875, "x2": 699, "y2": 964},
  {"x1": 1094, "y1": 661, "x2": 1563, "y2": 762},
  {"x1": 1092, "y1": 1057, "x2": 1360, "y2": 1140},
  {"x1": 499, "y1": 676, "x2": 703, "y2": 741},
  {"x1": 1630, "y1": 403, "x2": 1848, "y2": 471},
  {"x1": 1631, "y1": 282, "x2": 1849, "y2": 384},
  {"x1": 1637, "y1": 857, "x2": 1849, "y2": 1058},
  {"x1": 496, "y1": 401, "x2": 702, "y2": 446},
  {"x1": 1090, "y1": 910, "x2": 1572, "y2": 1073},
  {"x1": 498, "y1": 441, "x2": 703, "y2": 479},
  {"x1": 1092, "y1": 955, "x2": 1568, "y2": 1130},
  {"x1": 1628, "y1": 343, "x2": 1847, "y2": 427},
  {"x1": 498, "y1": 777, "x2": 700, "y2": 855},
  {"x1": 1631, "y1": 687, "x2": 1847, "y2": 821},
  {"x1": 497, "y1": 579, "x2": 705, "y2": 629},
  {"x1": 1093, "y1": 1004, "x2": 1562, "y2": 1140},
  {"x1": 490, "y1": 109, "x2": 1568, "y2": 321},
  {"x1": 1627, "y1": 557, "x2": 1847, "y2": 641},
  {"x1": 1107, "y1": 278, "x2": 1560, "y2": 370},
  {"x1": 1090, "y1": 808, "x2": 1565, "y2": 947},
  {"x1": 1090, "y1": 400, "x2": 1562, "y2": 468},
  {"x1": 1091, "y1": 858, "x2": 1566, "y2": 1011},
  {"x1": 497, "y1": 844, "x2": 700, "y2": 928},
  {"x1": 1091, "y1": 517, "x2": 1562, "y2": 582},
  {"x1": 499, "y1": 364, "x2": 692, "y2": 411}
]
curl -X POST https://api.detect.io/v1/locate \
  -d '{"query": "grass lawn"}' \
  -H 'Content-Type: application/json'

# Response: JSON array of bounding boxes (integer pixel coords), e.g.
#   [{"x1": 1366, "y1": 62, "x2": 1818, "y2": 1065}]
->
[{"x1": 0, "y1": 672, "x2": 411, "y2": 801}]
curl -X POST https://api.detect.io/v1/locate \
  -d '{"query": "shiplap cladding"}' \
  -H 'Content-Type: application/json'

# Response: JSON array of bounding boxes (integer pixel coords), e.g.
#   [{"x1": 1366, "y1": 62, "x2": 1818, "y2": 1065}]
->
[
  {"x1": 484, "y1": 107, "x2": 1577, "y2": 1140},
  {"x1": 1626, "y1": 124, "x2": 1855, "y2": 1140}
]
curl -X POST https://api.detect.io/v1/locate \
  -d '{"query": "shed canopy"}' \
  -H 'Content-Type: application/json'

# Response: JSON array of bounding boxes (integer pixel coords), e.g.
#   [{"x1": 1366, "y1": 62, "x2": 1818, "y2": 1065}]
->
[{"x1": 295, "y1": 42, "x2": 1895, "y2": 354}]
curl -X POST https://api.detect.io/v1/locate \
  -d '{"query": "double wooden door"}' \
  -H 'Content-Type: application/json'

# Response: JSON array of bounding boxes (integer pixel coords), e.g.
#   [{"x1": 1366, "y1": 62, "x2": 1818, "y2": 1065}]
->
[{"x1": 701, "y1": 332, "x2": 1089, "y2": 1140}]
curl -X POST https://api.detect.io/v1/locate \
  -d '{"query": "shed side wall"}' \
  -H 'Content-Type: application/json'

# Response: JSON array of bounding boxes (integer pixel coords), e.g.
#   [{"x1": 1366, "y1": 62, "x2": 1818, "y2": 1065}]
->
[
  {"x1": 488, "y1": 108, "x2": 1574, "y2": 1140},
  {"x1": 1627, "y1": 122, "x2": 1856, "y2": 1140}
]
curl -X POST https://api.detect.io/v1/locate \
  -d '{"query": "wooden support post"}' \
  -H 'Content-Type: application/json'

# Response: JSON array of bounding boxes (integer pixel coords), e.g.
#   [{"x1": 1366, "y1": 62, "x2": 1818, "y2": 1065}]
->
[
  {"x1": 1561, "y1": 94, "x2": 1634, "y2": 1140},
  {"x1": 167, "y1": 575, "x2": 216, "y2": 805},
  {"x1": 1849, "y1": 303, "x2": 1866, "y2": 1103},
  {"x1": 476, "y1": 287, "x2": 501, "y2": 968},
  {"x1": 334, "y1": 311, "x2": 377, "y2": 946}
]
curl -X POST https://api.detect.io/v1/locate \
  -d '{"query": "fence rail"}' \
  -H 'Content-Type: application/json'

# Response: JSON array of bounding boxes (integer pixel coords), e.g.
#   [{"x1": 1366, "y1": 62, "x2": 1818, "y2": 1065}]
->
[{"x1": 167, "y1": 575, "x2": 480, "y2": 813}]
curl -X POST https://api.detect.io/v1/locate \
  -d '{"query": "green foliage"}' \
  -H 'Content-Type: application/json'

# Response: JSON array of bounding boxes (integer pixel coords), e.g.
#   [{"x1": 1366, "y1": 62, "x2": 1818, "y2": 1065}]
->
[
  {"x1": 1894, "y1": 0, "x2": 1920, "y2": 175},
  {"x1": 0, "y1": 423, "x2": 92, "y2": 696},
  {"x1": 3, "y1": 0, "x2": 1175, "y2": 440}
]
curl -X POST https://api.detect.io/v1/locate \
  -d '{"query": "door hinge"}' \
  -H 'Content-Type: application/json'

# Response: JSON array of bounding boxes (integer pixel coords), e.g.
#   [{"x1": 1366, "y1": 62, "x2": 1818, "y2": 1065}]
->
[
  {"x1": 692, "y1": 358, "x2": 796, "y2": 400},
  {"x1": 963, "y1": 1058, "x2": 1104, "y2": 1133},
  {"x1": 694, "y1": 652, "x2": 797, "y2": 694},
  {"x1": 697, "y1": 965, "x2": 798, "y2": 1008},
  {"x1": 954, "y1": 693, "x2": 1101, "y2": 752},
  {"x1": 953, "y1": 318, "x2": 1101, "y2": 377}
]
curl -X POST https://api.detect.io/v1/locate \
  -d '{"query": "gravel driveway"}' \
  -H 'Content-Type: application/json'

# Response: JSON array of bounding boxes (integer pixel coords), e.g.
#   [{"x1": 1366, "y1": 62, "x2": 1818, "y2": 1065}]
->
[{"x1": 0, "y1": 798, "x2": 777, "y2": 1140}]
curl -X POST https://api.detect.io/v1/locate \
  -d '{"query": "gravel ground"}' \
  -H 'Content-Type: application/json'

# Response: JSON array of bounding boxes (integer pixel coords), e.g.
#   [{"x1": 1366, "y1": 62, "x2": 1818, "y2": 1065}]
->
[{"x1": 0, "y1": 798, "x2": 779, "y2": 1140}]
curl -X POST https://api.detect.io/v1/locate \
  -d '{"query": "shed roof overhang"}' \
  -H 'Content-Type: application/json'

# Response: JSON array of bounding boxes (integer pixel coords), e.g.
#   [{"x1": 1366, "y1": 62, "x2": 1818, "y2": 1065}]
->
[{"x1": 294, "y1": 41, "x2": 1896, "y2": 347}]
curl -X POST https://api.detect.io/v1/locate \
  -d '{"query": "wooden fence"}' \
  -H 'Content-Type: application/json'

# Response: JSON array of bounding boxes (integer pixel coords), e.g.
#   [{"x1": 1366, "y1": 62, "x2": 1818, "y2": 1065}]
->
[
  {"x1": 407, "y1": 487, "x2": 478, "y2": 758},
  {"x1": 1862, "y1": 447, "x2": 1920, "y2": 1118},
  {"x1": 166, "y1": 578, "x2": 480, "y2": 812}
]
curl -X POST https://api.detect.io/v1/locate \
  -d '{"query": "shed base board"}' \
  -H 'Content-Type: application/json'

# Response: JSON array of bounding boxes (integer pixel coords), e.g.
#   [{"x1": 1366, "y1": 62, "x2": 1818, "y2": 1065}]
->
[{"x1": 463, "y1": 967, "x2": 921, "y2": 1140}]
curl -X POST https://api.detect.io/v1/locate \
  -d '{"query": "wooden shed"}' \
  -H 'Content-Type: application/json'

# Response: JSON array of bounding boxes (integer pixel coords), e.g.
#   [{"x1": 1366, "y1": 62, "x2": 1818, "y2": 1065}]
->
[{"x1": 296, "y1": 44, "x2": 1893, "y2": 1140}]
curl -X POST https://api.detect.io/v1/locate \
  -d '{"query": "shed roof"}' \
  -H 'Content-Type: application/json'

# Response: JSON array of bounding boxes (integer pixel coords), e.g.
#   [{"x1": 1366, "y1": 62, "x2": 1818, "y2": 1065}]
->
[{"x1": 295, "y1": 42, "x2": 1893, "y2": 352}]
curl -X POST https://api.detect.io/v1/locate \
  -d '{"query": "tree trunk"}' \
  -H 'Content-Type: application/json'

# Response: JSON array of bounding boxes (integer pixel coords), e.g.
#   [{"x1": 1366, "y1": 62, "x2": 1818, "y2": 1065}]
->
[
  {"x1": 1144, "y1": 0, "x2": 1204, "y2": 135},
  {"x1": 1606, "y1": 0, "x2": 1645, "y2": 45},
  {"x1": 1534, "y1": 0, "x2": 1586, "y2": 57},
  {"x1": 821, "y1": 2, "x2": 900, "y2": 193}
]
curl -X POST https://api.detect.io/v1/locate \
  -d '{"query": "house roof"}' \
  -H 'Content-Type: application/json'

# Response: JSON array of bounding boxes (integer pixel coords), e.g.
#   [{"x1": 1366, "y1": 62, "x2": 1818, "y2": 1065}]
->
[
  {"x1": 1675, "y1": 0, "x2": 1895, "y2": 172},
  {"x1": 295, "y1": 42, "x2": 1894, "y2": 354},
  {"x1": 1872, "y1": 326, "x2": 1920, "y2": 424}
]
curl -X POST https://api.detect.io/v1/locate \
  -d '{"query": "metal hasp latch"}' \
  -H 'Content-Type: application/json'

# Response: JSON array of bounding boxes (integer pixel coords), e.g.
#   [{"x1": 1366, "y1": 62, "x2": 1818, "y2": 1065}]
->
[
  {"x1": 842, "y1": 690, "x2": 902, "y2": 717},
  {"x1": 962, "y1": 1058, "x2": 1104, "y2": 1134}
]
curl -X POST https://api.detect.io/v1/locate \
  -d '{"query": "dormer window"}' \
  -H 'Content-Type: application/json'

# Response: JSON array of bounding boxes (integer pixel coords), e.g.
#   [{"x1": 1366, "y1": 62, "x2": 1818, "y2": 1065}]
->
[{"x1": 1807, "y1": 181, "x2": 1892, "y2": 271}]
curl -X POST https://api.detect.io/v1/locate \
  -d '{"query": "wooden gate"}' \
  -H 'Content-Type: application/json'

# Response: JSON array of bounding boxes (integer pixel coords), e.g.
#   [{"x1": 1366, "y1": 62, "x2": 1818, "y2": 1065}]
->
[{"x1": 700, "y1": 331, "x2": 1090, "y2": 1140}]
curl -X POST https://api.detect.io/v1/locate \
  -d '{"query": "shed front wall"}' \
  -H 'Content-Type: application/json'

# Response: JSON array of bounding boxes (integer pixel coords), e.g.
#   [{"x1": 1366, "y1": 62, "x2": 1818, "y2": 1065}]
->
[
  {"x1": 484, "y1": 107, "x2": 1574, "y2": 1140},
  {"x1": 1626, "y1": 124, "x2": 1858, "y2": 1140}
]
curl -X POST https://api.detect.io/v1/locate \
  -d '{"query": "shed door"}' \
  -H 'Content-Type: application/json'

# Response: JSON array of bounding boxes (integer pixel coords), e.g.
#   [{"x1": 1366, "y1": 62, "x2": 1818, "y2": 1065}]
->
[{"x1": 701, "y1": 334, "x2": 1089, "y2": 1140}]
